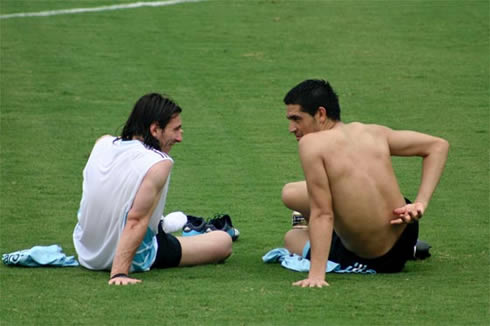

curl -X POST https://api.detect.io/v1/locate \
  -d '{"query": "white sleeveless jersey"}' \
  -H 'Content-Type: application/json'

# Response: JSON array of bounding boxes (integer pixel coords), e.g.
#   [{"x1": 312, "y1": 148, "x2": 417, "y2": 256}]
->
[{"x1": 73, "y1": 136, "x2": 173, "y2": 272}]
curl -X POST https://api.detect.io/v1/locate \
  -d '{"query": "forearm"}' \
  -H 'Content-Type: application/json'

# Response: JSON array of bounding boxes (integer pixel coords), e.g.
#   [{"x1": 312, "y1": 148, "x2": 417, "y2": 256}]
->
[
  {"x1": 415, "y1": 139, "x2": 449, "y2": 207},
  {"x1": 308, "y1": 213, "x2": 333, "y2": 279},
  {"x1": 111, "y1": 219, "x2": 148, "y2": 276}
]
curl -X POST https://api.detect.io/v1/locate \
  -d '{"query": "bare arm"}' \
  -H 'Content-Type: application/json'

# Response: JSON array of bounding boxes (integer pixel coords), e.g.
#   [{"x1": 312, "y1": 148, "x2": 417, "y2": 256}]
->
[
  {"x1": 108, "y1": 160, "x2": 173, "y2": 285},
  {"x1": 384, "y1": 128, "x2": 449, "y2": 224},
  {"x1": 293, "y1": 135, "x2": 333, "y2": 288}
]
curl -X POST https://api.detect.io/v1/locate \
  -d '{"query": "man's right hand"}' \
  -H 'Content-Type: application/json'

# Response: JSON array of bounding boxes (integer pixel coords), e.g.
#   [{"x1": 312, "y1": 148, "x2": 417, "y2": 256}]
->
[
  {"x1": 108, "y1": 275, "x2": 142, "y2": 286},
  {"x1": 292, "y1": 278, "x2": 329, "y2": 288}
]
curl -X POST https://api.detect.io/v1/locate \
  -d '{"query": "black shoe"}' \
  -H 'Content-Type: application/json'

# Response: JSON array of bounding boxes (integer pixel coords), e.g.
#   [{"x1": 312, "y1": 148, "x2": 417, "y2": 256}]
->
[
  {"x1": 414, "y1": 240, "x2": 432, "y2": 260},
  {"x1": 291, "y1": 211, "x2": 307, "y2": 227},
  {"x1": 182, "y1": 215, "x2": 207, "y2": 237},
  {"x1": 206, "y1": 214, "x2": 240, "y2": 241}
]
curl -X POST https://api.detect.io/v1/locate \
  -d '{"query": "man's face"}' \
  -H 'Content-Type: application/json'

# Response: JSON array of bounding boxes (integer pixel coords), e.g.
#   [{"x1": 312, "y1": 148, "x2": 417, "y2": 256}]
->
[
  {"x1": 156, "y1": 114, "x2": 183, "y2": 153},
  {"x1": 286, "y1": 104, "x2": 320, "y2": 141}
]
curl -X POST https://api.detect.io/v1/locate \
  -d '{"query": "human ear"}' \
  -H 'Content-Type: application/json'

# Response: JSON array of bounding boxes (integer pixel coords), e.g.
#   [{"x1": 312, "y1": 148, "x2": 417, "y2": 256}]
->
[
  {"x1": 317, "y1": 106, "x2": 328, "y2": 123},
  {"x1": 149, "y1": 122, "x2": 160, "y2": 137}
]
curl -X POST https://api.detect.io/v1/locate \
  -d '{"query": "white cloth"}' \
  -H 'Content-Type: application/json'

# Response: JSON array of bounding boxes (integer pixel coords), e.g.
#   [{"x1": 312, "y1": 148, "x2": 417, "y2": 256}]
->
[
  {"x1": 161, "y1": 211, "x2": 188, "y2": 233},
  {"x1": 73, "y1": 137, "x2": 173, "y2": 272}
]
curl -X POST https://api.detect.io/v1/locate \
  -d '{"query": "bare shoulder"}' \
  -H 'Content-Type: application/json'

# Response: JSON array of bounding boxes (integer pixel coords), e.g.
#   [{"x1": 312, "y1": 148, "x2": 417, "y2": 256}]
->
[
  {"x1": 144, "y1": 160, "x2": 174, "y2": 189},
  {"x1": 133, "y1": 160, "x2": 173, "y2": 200},
  {"x1": 298, "y1": 132, "x2": 326, "y2": 152},
  {"x1": 350, "y1": 122, "x2": 391, "y2": 133},
  {"x1": 347, "y1": 122, "x2": 393, "y2": 141},
  {"x1": 149, "y1": 160, "x2": 173, "y2": 176}
]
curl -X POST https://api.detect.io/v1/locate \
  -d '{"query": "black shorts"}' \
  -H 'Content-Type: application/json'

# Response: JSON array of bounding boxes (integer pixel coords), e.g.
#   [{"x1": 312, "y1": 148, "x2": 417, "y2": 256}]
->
[
  {"x1": 151, "y1": 224, "x2": 182, "y2": 269},
  {"x1": 327, "y1": 221, "x2": 419, "y2": 273},
  {"x1": 304, "y1": 197, "x2": 419, "y2": 273}
]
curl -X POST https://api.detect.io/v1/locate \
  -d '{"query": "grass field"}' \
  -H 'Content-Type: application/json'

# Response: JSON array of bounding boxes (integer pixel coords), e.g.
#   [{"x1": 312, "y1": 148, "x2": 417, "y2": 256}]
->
[{"x1": 1, "y1": 0, "x2": 488, "y2": 325}]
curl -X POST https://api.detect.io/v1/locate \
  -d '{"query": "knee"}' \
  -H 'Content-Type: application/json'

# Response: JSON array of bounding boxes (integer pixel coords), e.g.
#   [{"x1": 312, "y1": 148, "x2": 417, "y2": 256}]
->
[
  {"x1": 215, "y1": 231, "x2": 233, "y2": 261},
  {"x1": 281, "y1": 183, "x2": 295, "y2": 207},
  {"x1": 283, "y1": 229, "x2": 296, "y2": 250},
  {"x1": 283, "y1": 229, "x2": 308, "y2": 256}
]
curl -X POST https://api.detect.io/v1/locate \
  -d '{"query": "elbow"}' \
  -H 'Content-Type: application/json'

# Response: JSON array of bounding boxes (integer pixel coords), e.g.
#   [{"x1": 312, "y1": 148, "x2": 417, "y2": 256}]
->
[
  {"x1": 436, "y1": 138, "x2": 450, "y2": 156},
  {"x1": 442, "y1": 138, "x2": 450, "y2": 152},
  {"x1": 425, "y1": 137, "x2": 449, "y2": 158},
  {"x1": 125, "y1": 216, "x2": 149, "y2": 233}
]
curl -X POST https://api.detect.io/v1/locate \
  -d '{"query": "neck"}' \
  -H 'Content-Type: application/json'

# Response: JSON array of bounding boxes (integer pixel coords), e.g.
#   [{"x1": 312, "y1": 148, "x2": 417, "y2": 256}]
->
[{"x1": 322, "y1": 119, "x2": 338, "y2": 131}]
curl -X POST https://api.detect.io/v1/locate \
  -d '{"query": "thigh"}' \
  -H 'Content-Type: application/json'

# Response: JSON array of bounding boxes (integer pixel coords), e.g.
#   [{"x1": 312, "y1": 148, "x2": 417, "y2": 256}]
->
[
  {"x1": 177, "y1": 231, "x2": 232, "y2": 266},
  {"x1": 281, "y1": 181, "x2": 310, "y2": 218},
  {"x1": 152, "y1": 232, "x2": 182, "y2": 269}
]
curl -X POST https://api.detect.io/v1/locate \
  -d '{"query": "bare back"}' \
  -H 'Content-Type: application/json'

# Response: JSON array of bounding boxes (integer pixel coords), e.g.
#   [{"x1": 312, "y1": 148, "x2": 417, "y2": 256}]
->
[{"x1": 316, "y1": 122, "x2": 406, "y2": 257}]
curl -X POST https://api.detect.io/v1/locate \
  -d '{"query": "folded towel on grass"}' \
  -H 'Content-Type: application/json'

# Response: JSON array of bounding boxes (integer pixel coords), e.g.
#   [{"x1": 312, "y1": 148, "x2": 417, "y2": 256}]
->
[
  {"x1": 262, "y1": 247, "x2": 375, "y2": 274},
  {"x1": 2, "y1": 244, "x2": 79, "y2": 267}
]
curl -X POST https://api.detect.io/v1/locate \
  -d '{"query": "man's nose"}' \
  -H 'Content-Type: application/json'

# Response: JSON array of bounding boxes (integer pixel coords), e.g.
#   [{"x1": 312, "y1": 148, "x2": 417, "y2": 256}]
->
[{"x1": 288, "y1": 122, "x2": 296, "y2": 133}]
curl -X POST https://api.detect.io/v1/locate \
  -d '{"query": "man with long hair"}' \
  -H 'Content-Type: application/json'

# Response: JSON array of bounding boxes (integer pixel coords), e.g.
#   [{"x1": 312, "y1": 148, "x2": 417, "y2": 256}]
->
[{"x1": 73, "y1": 93, "x2": 232, "y2": 285}]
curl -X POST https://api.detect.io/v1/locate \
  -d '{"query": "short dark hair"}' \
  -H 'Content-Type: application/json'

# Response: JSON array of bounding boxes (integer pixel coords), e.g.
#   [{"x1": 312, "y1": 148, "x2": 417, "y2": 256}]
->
[
  {"x1": 121, "y1": 93, "x2": 182, "y2": 151},
  {"x1": 283, "y1": 79, "x2": 341, "y2": 121}
]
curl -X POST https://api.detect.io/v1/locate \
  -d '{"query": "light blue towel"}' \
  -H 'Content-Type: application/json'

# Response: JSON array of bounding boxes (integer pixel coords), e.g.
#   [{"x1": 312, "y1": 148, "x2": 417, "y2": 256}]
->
[
  {"x1": 262, "y1": 248, "x2": 339, "y2": 272},
  {"x1": 2, "y1": 245, "x2": 79, "y2": 267},
  {"x1": 262, "y1": 248, "x2": 375, "y2": 274}
]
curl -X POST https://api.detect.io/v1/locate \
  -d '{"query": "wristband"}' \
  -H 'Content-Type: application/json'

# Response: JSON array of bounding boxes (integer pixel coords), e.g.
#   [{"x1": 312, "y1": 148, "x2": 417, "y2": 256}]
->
[{"x1": 110, "y1": 273, "x2": 129, "y2": 280}]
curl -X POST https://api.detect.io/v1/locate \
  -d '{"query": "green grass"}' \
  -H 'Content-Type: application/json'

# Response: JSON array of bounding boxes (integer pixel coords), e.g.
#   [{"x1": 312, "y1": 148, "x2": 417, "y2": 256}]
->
[{"x1": 1, "y1": 0, "x2": 489, "y2": 325}]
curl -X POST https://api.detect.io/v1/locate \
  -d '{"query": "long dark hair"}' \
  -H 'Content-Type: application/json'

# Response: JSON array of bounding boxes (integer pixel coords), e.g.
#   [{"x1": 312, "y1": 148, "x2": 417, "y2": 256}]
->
[{"x1": 121, "y1": 93, "x2": 182, "y2": 150}]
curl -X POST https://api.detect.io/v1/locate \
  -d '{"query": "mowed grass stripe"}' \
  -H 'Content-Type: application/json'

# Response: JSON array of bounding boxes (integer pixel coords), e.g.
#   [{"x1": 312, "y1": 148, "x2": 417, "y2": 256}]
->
[{"x1": 0, "y1": 0, "x2": 204, "y2": 19}]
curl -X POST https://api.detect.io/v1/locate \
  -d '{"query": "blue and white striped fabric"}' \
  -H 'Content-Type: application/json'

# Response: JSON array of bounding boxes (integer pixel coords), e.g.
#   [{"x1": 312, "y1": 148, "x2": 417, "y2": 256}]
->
[
  {"x1": 262, "y1": 248, "x2": 376, "y2": 274},
  {"x1": 2, "y1": 245, "x2": 79, "y2": 267},
  {"x1": 130, "y1": 228, "x2": 157, "y2": 272}
]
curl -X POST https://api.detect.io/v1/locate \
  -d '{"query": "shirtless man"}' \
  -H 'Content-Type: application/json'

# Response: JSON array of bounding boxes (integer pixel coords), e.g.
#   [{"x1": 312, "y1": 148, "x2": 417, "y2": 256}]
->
[{"x1": 281, "y1": 79, "x2": 449, "y2": 288}]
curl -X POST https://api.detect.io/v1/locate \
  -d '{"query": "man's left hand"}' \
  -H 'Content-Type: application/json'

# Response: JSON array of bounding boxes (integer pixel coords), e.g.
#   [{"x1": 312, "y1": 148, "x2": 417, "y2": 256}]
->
[{"x1": 391, "y1": 202, "x2": 425, "y2": 225}]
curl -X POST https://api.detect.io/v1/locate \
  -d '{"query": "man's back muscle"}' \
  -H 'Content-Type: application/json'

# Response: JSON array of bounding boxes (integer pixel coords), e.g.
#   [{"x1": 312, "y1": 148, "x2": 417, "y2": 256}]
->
[{"x1": 316, "y1": 122, "x2": 407, "y2": 258}]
